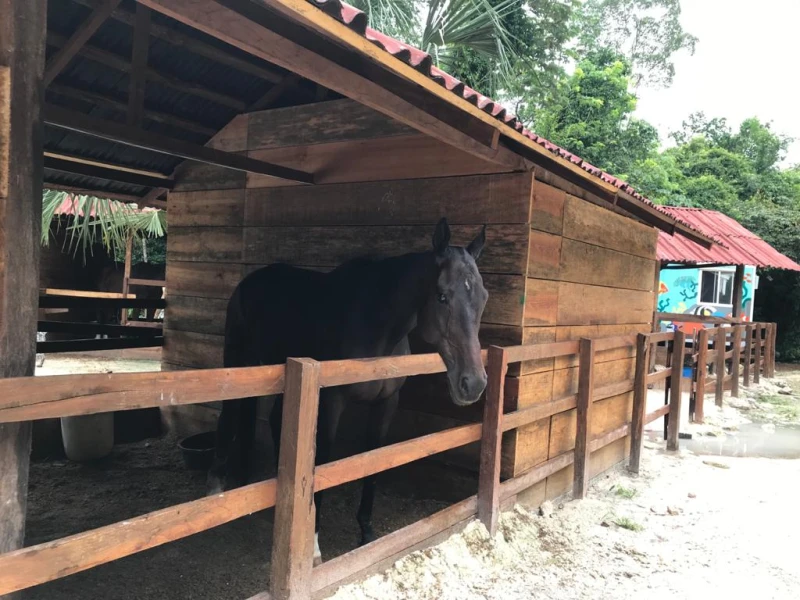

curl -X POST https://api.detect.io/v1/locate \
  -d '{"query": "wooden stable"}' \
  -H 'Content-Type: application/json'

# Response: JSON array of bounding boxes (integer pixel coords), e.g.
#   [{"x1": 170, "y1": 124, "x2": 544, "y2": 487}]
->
[
  {"x1": 1, "y1": 0, "x2": 729, "y2": 598},
  {"x1": 162, "y1": 97, "x2": 665, "y2": 496}
]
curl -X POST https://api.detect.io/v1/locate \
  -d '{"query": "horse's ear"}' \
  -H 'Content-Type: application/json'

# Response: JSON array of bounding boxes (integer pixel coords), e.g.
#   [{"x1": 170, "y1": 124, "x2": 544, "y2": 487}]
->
[
  {"x1": 467, "y1": 225, "x2": 486, "y2": 261},
  {"x1": 433, "y1": 217, "x2": 451, "y2": 255}
]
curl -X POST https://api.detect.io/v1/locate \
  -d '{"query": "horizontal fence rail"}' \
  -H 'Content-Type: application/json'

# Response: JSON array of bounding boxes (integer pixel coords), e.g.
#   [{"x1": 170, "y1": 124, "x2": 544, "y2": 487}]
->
[{"x1": 0, "y1": 323, "x2": 778, "y2": 599}]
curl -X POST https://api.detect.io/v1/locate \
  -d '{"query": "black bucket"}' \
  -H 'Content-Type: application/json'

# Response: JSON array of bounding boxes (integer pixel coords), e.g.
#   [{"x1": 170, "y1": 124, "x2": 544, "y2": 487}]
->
[{"x1": 178, "y1": 431, "x2": 216, "y2": 471}]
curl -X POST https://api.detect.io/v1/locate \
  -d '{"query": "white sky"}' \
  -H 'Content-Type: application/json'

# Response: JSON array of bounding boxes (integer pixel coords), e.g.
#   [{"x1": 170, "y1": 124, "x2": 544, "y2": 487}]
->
[{"x1": 634, "y1": 0, "x2": 800, "y2": 167}]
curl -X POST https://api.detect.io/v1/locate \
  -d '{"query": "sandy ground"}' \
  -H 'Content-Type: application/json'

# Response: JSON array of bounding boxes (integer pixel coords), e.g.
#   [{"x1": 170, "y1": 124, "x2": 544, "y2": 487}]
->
[{"x1": 328, "y1": 443, "x2": 800, "y2": 600}]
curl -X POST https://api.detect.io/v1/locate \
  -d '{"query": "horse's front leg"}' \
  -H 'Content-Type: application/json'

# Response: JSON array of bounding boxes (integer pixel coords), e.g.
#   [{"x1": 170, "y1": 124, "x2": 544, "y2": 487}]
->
[
  {"x1": 313, "y1": 391, "x2": 345, "y2": 566},
  {"x1": 207, "y1": 397, "x2": 248, "y2": 495},
  {"x1": 357, "y1": 390, "x2": 400, "y2": 546}
]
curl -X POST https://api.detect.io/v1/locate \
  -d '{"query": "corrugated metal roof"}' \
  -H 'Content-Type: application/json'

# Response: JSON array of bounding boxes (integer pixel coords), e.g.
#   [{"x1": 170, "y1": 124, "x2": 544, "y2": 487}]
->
[
  {"x1": 303, "y1": 0, "x2": 711, "y2": 240},
  {"x1": 657, "y1": 207, "x2": 800, "y2": 271}
]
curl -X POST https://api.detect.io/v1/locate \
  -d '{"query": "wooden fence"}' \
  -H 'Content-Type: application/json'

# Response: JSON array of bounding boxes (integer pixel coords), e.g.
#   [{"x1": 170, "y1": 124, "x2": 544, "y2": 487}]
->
[
  {"x1": 37, "y1": 290, "x2": 166, "y2": 353},
  {"x1": 0, "y1": 325, "x2": 777, "y2": 599}
]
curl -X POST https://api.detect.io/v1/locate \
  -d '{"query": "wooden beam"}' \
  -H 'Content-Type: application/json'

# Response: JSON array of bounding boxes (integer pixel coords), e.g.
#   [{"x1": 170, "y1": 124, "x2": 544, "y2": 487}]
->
[
  {"x1": 49, "y1": 83, "x2": 217, "y2": 136},
  {"x1": 126, "y1": 4, "x2": 151, "y2": 126},
  {"x1": 732, "y1": 265, "x2": 745, "y2": 319},
  {"x1": 731, "y1": 325, "x2": 742, "y2": 397},
  {"x1": 44, "y1": 154, "x2": 174, "y2": 189},
  {"x1": 37, "y1": 320, "x2": 161, "y2": 337},
  {"x1": 715, "y1": 326, "x2": 726, "y2": 407},
  {"x1": 73, "y1": 0, "x2": 286, "y2": 83},
  {"x1": 44, "y1": 105, "x2": 314, "y2": 183},
  {"x1": 41, "y1": 182, "x2": 146, "y2": 204},
  {"x1": 477, "y1": 346, "x2": 506, "y2": 537},
  {"x1": 0, "y1": 0, "x2": 46, "y2": 572},
  {"x1": 43, "y1": 0, "x2": 122, "y2": 86},
  {"x1": 136, "y1": 0, "x2": 526, "y2": 171},
  {"x1": 629, "y1": 334, "x2": 649, "y2": 474},
  {"x1": 37, "y1": 336, "x2": 163, "y2": 353},
  {"x1": 44, "y1": 151, "x2": 171, "y2": 180},
  {"x1": 666, "y1": 330, "x2": 685, "y2": 451},
  {"x1": 270, "y1": 358, "x2": 320, "y2": 600},
  {"x1": 695, "y1": 327, "x2": 709, "y2": 423},
  {"x1": 121, "y1": 234, "x2": 133, "y2": 325},
  {"x1": 249, "y1": 73, "x2": 301, "y2": 111},
  {"x1": 46, "y1": 31, "x2": 247, "y2": 111},
  {"x1": 573, "y1": 338, "x2": 595, "y2": 499}
]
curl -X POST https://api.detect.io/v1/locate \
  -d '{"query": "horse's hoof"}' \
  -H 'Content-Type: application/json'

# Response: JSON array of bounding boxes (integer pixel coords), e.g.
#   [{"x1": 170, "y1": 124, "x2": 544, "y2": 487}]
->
[
  {"x1": 205, "y1": 474, "x2": 225, "y2": 497},
  {"x1": 359, "y1": 531, "x2": 376, "y2": 546}
]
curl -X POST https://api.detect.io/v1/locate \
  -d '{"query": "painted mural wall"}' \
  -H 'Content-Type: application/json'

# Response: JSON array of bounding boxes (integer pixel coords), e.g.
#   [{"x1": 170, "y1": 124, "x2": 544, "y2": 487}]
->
[{"x1": 657, "y1": 265, "x2": 757, "y2": 332}]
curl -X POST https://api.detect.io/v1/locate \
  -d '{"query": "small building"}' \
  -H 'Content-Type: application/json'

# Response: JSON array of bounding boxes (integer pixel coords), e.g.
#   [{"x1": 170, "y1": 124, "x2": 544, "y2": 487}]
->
[{"x1": 654, "y1": 207, "x2": 800, "y2": 332}]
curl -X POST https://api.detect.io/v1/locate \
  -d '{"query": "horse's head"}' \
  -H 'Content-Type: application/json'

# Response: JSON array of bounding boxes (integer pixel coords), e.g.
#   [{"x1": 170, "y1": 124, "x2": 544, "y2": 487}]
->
[{"x1": 417, "y1": 218, "x2": 489, "y2": 407}]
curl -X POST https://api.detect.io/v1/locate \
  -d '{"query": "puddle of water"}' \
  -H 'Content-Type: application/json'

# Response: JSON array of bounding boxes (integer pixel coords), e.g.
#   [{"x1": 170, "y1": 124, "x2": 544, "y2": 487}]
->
[{"x1": 646, "y1": 423, "x2": 800, "y2": 459}]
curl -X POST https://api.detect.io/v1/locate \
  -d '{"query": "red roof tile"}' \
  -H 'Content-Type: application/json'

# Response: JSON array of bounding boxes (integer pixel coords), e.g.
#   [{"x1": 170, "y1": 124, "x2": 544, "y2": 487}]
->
[
  {"x1": 303, "y1": 0, "x2": 711, "y2": 241},
  {"x1": 657, "y1": 207, "x2": 800, "y2": 271}
]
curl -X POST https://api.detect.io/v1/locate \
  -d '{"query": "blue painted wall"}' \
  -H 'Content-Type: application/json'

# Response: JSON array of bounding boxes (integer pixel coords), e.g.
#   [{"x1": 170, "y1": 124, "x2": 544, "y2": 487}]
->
[{"x1": 657, "y1": 265, "x2": 757, "y2": 332}]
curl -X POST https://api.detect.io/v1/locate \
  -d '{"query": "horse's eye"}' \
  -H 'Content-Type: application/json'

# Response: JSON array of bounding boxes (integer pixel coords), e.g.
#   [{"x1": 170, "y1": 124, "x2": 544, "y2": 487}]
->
[{"x1": 437, "y1": 293, "x2": 447, "y2": 304}]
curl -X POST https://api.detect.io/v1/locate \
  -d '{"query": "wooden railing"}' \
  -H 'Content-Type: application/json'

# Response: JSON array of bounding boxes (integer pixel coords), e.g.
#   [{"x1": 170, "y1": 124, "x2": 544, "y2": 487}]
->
[
  {"x1": 0, "y1": 327, "x2": 777, "y2": 599},
  {"x1": 37, "y1": 291, "x2": 166, "y2": 353}
]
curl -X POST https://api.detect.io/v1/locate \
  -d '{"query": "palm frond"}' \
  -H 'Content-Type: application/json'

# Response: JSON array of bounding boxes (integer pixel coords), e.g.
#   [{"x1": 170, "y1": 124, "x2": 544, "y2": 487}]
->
[{"x1": 42, "y1": 189, "x2": 166, "y2": 263}]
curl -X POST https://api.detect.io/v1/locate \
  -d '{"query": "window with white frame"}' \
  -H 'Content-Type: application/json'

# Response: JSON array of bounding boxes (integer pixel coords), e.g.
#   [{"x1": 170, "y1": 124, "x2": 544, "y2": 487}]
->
[{"x1": 699, "y1": 268, "x2": 734, "y2": 305}]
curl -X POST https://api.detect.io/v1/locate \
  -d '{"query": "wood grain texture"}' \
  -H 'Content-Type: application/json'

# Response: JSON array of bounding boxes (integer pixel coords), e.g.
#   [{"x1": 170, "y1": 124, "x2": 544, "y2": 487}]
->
[
  {"x1": 245, "y1": 173, "x2": 533, "y2": 227},
  {"x1": 271, "y1": 358, "x2": 320, "y2": 600},
  {"x1": 552, "y1": 357, "x2": 635, "y2": 401},
  {"x1": 247, "y1": 98, "x2": 413, "y2": 150},
  {"x1": 168, "y1": 189, "x2": 245, "y2": 227},
  {"x1": 165, "y1": 295, "x2": 229, "y2": 336},
  {"x1": 554, "y1": 324, "x2": 648, "y2": 369},
  {"x1": 573, "y1": 339, "x2": 595, "y2": 498},
  {"x1": 242, "y1": 224, "x2": 529, "y2": 275},
  {"x1": 629, "y1": 334, "x2": 649, "y2": 474},
  {"x1": 715, "y1": 326, "x2": 726, "y2": 407},
  {"x1": 167, "y1": 227, "x2": 244, "y2": 263},
  {"x1": 246, "y1": 135, "x2": 508, "y2": 189},
  {"x1": 524, "y1": 279, "x2": 559, "y2": 326},
  {"x1": 667, "y1": 330, "x2": 685, "y2": 451},
  {"x1": 559, "y1": 238, "x2": 656, "y2": 291},
  {"x1": 162, "y1": 329, "x2": 224, "y2": 369},
  {"x1": 557, "y1": 282, "x2": 654, "y2": 326},
  {"x1": 527, "y1": 230, "x2": 562, "y2": 279},
  {"x1": 0, "y1": 0, "x2": 45, "y2": 563},
  {"x1": 731, "y1": 325, "x2": 742, "y2": 397},
  {"x1": 477, "y1": 346, "x2": 507, "y2": 535},
  {"x1": 530, "y1": 181, "x2": 565, "y2": 234},
  {"x1": 695, "y1": 327, "x2": 710, "y2": 422},
  {"x1": 165, "y1": 261, "x2": 244, "y2": 300},
  {"x1": 562, "y1": 195, "x2": 658, "y2": 259}
]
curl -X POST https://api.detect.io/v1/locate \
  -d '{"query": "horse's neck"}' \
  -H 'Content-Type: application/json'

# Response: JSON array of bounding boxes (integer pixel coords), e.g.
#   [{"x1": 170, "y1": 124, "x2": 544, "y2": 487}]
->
[{"x1": 339, "y1": 252, "x2": 435, "y2": 355}]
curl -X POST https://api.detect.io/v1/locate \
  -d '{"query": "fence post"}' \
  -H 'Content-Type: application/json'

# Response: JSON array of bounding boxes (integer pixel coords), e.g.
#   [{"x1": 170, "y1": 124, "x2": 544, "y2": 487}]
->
[
  {"x1": 270, "y1": 358, "x2": 321, "y2": 600},
  {"x1": 753, "y1": 325, "x2": 762, "y2": 384},
  {"x1": 121, "y1": 233, "x2": 133, "y2": 325},
  {"x1": 629, "y1": 334, "x2": 649, "y2": 475},
  {"x1": 731, "y1": 325, "x2": 742, "y2": 398},
  {"x1": 766, "y1": 323, "x2": 775, "y2": 377},
  {"x1": 573, "y1": 338, "x2": 595, "y2": 499},
  {"x1": 715, "y1": 327, "x2": 726, "y2": 407},
  {"x1": 743, "y1": 324, "x2": 753, "y2": 387},
  {"x1": 477, "y1": 345, "x2": 508, "y2": 536},
  {"x1": 772, "y1": 322, "x2": 778, "y2": 376},
  {"x1": 695, "y1": 328, "x2": 709, "y2": 423},
  {"x1": 667, "y1": 330, "x2": 685, "y2": 451}
]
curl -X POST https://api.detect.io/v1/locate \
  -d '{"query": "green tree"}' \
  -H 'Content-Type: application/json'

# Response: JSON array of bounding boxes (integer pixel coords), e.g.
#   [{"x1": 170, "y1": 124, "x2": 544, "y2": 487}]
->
[
  {"x1": 576, "y1": 0, "x2": 698, "y2": 89},
  {"x1": 533, "y1": 49, "x2": 659, "y2": 175}
]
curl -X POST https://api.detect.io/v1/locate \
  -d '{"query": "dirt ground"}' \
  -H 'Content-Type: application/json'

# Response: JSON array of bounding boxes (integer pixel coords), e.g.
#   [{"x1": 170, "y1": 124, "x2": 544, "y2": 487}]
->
[{"x1": 23, "y1": 355, "x2": 800, "y2": 599}]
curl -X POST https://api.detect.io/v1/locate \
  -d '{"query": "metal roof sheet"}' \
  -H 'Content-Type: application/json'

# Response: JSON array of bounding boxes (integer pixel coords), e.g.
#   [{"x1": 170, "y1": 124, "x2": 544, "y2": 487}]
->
[{"x1": 656, "y1": 207, "x2": 800, "y2": 271}]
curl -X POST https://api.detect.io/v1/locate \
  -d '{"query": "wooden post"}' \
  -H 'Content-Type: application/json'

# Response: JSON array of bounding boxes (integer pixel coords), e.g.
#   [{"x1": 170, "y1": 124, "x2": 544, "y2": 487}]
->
[
  {"x1": 743, "y1": 324, "x2": 753, "y2": 387},
  {"x1": 629, "y1": 334, "x2": 649, "y2": 474},
  {"x1": 732, "y1": 265, "x2": 745, "y2": 319},
  {"x1": 270, "y1": 358, "x2": 321, "y2": 600},
  {"x1": 121, "y1": 233, "x2": 132, "y2": 325},
  {"x1": 771, "y1": 322, "x2": 778, "y2": 377},
  {"x1": 715, "y1": 326, "x2": 726, "y2": 407},
  {"x1": 573, "y1": 338, "x2": 595, "y2": 499},
  {"x1": 731, "y1": 325, "x2": 742, "y2": 398},
  {"x1": 695, "y1": 328, "x2": 709, "y2": 423},
  {"x1": 477, "y1": 346, "x2": 507, "y2": 536},
  {"x1": 753, "y1": 324, "x2": 762, "y2": 384},
  {"x1": 667, "y1": 330, "x2": 685, "y2": 451},
  {"x1": 0, "y1": 0, "x2": 46, "y2": 578},
  {"x1": 765, "y1": 323, "x2": 775, "y2": 378}
]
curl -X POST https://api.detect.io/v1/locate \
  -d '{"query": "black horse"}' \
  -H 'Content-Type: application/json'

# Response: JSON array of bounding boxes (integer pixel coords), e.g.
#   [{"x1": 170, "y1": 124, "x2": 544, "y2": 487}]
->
[{"x1": 207, "y1": 218, "x2": 489, "y2": 564}]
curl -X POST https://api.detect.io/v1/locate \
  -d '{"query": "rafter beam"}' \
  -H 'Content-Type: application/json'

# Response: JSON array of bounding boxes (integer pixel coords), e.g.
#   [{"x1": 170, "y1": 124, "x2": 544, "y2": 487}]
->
[
  {"x1": 41, "y1": 182, "x2": 167, "y2": 209},
  {"x1": 136, "y1": 0, "x2": 526, "y2": 170},
  {"x1": 248, "y1": 73, "x2": 300, "y2": 112},
  {"x1": 46, "y1": 31, "x2": 247, "y2": 111},
  {"x1": 49, "y1": 83, "x2": 216, "y2": 136},
  {"x1": 44, "y1": 153, "x2": 175, "y2": 189},
  {"x1": 44, "y1": 104, "x2": 315, "y2": 183},
  {"x1": 44, "y1": 0, "x2": 122, "y2": 86},
  {"x1": 127, "y1": 4, "x2": 151, "y2": 126},
  {"x1": 72, "y1": 0, "x2": 286, "y2": 83}
]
